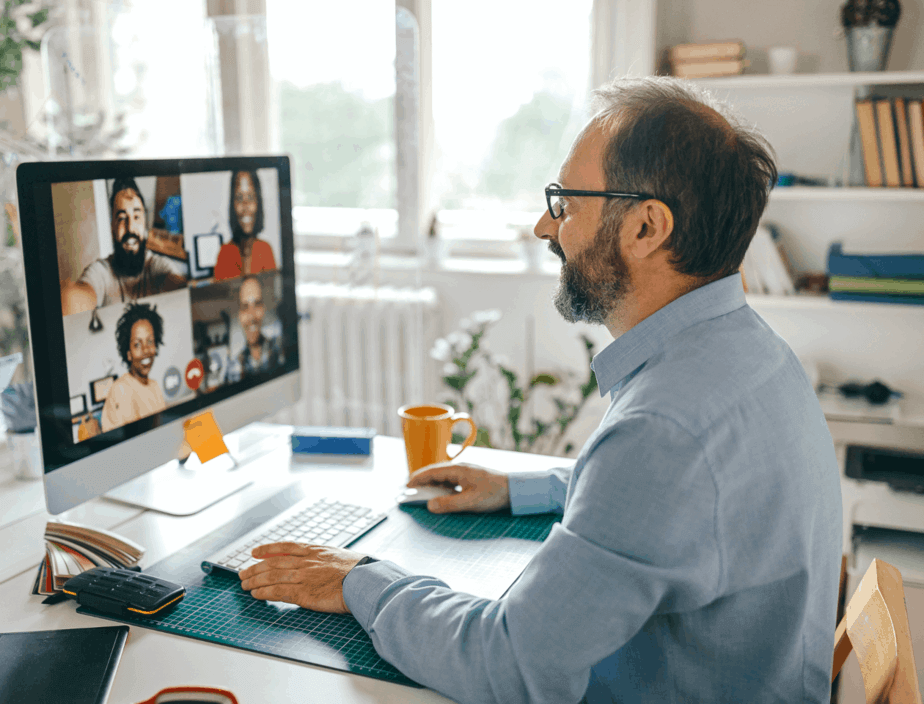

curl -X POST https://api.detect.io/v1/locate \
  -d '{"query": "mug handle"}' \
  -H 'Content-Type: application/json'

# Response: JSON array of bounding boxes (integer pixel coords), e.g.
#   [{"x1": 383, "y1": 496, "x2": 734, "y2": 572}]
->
[{"x1": 447, "y1": 413, "x2": 477, "y2": 460}]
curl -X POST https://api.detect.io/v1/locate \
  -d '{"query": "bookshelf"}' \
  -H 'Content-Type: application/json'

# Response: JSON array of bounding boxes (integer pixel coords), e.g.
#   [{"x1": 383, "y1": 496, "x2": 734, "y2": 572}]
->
[
  {"x1": 770, "y1": 186, "x2": 924, "y2": 202},
  {"x1": 697, "y1": 69, "x2": 924, "y2": 90}
]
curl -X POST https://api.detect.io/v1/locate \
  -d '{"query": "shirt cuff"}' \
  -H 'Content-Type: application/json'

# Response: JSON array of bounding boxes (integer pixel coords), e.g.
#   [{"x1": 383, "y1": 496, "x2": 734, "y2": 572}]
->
[
  {"x1": 508, "y1": 470, "x2": 566, "y2": 515},
  {"x1": 343, "y1": 559, "x2": 418, "y2": 631}
]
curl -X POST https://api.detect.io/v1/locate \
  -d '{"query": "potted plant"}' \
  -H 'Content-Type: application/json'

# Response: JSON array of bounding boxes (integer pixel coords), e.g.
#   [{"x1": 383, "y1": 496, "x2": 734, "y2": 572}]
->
[{"x1": 840, "y1": 0, "x2": 901, "y2": 72}]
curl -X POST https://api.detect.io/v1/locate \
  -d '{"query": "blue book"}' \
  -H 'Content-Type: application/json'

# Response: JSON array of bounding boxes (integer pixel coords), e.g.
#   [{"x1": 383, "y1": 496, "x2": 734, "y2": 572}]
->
[
  {"x1": 827, "y1": 242, "x2": 924, "y2": 278},
  {"x1": 829, "y1": 292, "x2": 924, "y2": 306}
]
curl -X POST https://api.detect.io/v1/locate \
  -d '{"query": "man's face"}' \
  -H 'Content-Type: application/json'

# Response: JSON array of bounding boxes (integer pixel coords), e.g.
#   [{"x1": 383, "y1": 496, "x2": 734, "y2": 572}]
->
[
  {"x1": 126, "y1": 318, "x2": 157, "y2": 380},
  {"x1": 111, "y1": 189, "x2": 147, "y2": 275},
  {"x1": 233, "y1": 173, "x2": 258, "y2": 236},
  {"x1": 534, "y1": 123, "x2": 633, "y2": 324},
  {"x1": 239, "y1": 278, "x2": 265, "y2": 347}
]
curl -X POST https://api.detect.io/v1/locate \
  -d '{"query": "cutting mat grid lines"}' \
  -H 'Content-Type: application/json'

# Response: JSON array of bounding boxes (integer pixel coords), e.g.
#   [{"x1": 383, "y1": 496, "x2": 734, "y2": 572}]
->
[{"x1": 76, "y1": 504, "x2": 561, "y2": 687}]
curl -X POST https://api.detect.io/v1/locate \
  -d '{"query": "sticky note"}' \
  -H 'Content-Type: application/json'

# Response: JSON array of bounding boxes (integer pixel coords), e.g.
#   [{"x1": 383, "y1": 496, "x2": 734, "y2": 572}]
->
[{"x1": 183, "y1": 410, "x2": 228, "y2": 463}]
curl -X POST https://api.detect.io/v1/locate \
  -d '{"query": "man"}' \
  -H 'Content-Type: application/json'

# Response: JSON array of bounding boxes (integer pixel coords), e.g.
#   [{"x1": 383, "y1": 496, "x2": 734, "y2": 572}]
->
[
  {"x1": 237, "y1": 77, "x2": 843, "y2": 703},
  {"x1": 224, "y1": 275, "x2": 284, "y2": 384},
  {"x1": 101, "y1": 302, "x2": 166, "y2": 432},
  {"x1": 62, "y1": 177, "x2": 187, "y2": 315}
]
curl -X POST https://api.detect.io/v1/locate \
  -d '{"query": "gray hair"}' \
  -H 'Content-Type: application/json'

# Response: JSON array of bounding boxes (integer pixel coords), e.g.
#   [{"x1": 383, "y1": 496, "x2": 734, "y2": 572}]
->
[{"x1": 589, "y1": 76, "x2": 777, "y2": 280}]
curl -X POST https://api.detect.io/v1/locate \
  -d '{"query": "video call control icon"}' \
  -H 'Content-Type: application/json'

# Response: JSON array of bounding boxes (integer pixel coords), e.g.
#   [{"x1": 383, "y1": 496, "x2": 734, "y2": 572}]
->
[
  {"x1": 163, "y1": 366, "x2": 182, "y2": 399},
  {"x1": 185, "y1": 359, "x2": 205, "y2": 391}
]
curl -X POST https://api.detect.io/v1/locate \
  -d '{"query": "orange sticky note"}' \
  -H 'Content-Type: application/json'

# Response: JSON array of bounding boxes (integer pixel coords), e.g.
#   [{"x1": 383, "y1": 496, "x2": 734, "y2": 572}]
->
[{"x1": 183, "y1": 410, "x2": 229, "y2": 463}]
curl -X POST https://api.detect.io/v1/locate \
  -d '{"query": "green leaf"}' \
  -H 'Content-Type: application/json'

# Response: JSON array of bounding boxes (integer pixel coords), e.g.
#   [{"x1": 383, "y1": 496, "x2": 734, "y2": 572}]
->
[
  {"x1": 529, "y1": 373, "x2": 558, "y2": 387},
  {"x1": 474, "y1": 428, "x2": 493, "y2": 448}
]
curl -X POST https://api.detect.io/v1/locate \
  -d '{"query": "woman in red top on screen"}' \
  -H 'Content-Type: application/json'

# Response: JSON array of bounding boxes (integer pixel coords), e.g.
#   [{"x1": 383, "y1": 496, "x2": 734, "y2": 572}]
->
[{"x1": 213, "y1": 170, "x2": 277, "y2": 280}]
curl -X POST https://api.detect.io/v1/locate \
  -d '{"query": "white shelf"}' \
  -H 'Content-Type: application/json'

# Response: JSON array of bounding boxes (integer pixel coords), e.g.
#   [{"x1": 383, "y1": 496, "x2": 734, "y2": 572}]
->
[
  {"x1": 695, "y1": 70, "x2": 924, "y2": 90},
  {"x1": 770, "y1": 187, "x2": 924, "y2": 202}
]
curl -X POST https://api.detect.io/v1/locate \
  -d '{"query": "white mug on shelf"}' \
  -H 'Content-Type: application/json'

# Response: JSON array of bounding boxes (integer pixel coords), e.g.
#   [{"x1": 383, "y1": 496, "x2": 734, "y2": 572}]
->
[{"x1": 768, "y1": 46, "x2": 798, "y2": 75}]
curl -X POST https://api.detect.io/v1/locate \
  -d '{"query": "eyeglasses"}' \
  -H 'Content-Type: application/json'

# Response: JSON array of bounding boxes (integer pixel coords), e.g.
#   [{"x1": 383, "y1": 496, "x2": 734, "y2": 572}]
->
[
  {"x1": 135, "y1": 686, "x2": 240, "y2": 704},
  {"x1": 544, "y1": 182, "x2": 652, "y2": 220}
]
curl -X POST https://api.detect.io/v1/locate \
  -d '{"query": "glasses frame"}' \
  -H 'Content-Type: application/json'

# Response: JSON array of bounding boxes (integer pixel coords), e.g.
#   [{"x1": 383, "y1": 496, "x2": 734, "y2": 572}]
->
[{"x1": 545, "y1": 182, "x2": 653, "y2": 220}]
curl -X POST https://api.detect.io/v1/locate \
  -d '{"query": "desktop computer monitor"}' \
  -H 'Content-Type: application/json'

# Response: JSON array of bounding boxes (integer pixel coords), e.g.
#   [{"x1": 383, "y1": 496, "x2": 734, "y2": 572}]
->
[{"x1": 16, "y1": 156, "x2": 300, "y2": 516}]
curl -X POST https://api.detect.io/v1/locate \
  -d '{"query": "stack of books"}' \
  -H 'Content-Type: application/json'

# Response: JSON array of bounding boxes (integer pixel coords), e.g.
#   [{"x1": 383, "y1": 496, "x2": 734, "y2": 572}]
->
[
  {"x1": 827, "y1": 242, "x2": 924, "y2": 305},
  {"x1": 669, "y1": 41, "x2": 746, "y2": 79},
  {"x1": 32, "y1": 521, "x2": 144, "y2": 596},
  {"x1": 741, "y1": 225, "x2": 797, "y2": 296},
  {"x1": 855, "y1": 97, "x2": 924, "y2": 187}
]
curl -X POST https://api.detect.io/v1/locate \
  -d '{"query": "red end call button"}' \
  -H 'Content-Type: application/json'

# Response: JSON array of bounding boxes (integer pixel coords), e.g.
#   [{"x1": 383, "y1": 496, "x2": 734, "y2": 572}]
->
[{"x1": 185, "y1": 359, "x2": 205, "y2": 390}]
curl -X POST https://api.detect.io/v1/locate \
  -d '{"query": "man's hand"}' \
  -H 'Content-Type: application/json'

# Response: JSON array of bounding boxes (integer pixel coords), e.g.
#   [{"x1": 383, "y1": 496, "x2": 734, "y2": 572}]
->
[
  {"x1": 238, "y1": 542, "x2": 366, "y2": 614},
  {"x1": 407, "y1": 461, "x2": 510, "y2": 514}
]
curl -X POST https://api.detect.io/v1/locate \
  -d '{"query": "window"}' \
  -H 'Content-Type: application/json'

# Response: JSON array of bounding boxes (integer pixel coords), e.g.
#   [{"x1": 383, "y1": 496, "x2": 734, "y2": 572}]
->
[
  {"x1": 265, "y1": 0, "x2": 599, "y2": 253},
  {"x1": 430, "y1": 0, "x2": 594, "y2": 244},
  {"x1": 266, "y1": 1, "x2": 397, "y2": 242}
]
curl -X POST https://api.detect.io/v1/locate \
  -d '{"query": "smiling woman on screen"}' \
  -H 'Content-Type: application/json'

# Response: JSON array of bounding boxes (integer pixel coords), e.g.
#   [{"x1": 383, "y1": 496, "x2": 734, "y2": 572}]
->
[
  {"x1": 101, "y1": 302, "x2": 167, "y2": 432},
  {"x1": 213, "y1": 170, "x2": 277, "y2": 281}
]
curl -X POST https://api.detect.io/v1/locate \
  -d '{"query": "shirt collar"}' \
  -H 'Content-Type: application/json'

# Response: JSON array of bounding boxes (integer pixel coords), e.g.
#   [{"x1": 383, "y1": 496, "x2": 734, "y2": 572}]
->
[{"x1": 591, "y1": 273, "x2": 747, "y2": 397}]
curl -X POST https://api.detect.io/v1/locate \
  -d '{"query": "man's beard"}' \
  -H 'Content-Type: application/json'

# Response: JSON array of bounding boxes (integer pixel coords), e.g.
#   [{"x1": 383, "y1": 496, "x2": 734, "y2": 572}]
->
[
  {"x1": 112, "y1": 233, "x2": 146, "y2": 277},
  {"x1": 550, "y1": 219, "x2": 631, "y2": 325}
]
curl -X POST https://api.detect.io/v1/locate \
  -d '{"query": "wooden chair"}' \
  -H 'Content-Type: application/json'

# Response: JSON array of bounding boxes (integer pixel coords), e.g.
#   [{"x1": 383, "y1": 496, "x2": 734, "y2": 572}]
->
[{"x1": 832, "y1": 558, "x2": 922, "y2": 704}]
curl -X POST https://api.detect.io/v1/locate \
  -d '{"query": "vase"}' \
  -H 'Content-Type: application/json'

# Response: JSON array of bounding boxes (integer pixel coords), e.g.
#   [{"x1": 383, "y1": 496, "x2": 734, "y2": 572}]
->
[{"x1": 845, "y1": 25, "x2": 895, "y2": 71}]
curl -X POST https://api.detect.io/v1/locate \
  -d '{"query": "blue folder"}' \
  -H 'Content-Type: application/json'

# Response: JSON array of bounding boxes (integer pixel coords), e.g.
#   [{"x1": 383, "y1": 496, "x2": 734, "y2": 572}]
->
[{"x1": 827, "y1": 242, "x2": 924, "y2": 278}]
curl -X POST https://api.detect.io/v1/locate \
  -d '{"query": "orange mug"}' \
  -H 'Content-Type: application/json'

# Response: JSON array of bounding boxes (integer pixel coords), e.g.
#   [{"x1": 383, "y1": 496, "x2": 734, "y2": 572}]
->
[{"x1": 398, "y1": 403, "x2": 477, "y2": 474}]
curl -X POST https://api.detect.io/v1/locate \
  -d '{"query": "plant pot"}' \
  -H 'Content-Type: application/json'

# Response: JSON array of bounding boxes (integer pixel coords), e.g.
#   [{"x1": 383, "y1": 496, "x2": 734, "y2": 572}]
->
[{"x1": 845, "y1": 25, "x2": 895, "y2": 71}]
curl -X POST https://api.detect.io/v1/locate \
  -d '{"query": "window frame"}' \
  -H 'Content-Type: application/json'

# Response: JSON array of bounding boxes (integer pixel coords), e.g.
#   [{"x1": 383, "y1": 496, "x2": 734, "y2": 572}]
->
[{"x1": 260, "y1": 0, "x2": 657, "y2": 257}]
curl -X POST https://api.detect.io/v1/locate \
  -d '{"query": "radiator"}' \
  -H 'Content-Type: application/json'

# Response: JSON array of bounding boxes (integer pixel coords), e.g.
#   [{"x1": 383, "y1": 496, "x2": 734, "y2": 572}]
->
[{"x1": 293, "y1": 283, "x2": 441, "y2": 437}]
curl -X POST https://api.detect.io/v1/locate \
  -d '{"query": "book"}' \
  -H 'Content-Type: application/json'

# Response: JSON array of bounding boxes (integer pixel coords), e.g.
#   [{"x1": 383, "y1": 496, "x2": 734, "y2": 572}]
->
[
  {"x1": 33, "y1": 521, "x2": 144, "y2": 596},
  {"x1": 827, "y1": 242, "x2": 924, "y2": 277},
  {"x1": 875, "y1": 99, "x2": 901, "y2": 187},
  {"x1": 0, "y1": 626, "x2": 129, "y2": 704},
  {"x1": 908, "y1": 100, "x2": 924, "y2": 188},
  {"x1": 829, "y1": 291, "x2": 924, "y2": 305},
  {"x1": 672, "y1": 59, "x2": 747, "y2": 79},
  {"x1": 829, "y1": 275, "x2": 924, "y2": 294},
  {"x1": 894, "y1": 98, "x2": 915, "y2": 187},
  {"x1": 855, "y1": 100, "x2": 883, "y2": 187},
  {"x1": 670, "y1": 41, "x2": 744, "y2": 64}
]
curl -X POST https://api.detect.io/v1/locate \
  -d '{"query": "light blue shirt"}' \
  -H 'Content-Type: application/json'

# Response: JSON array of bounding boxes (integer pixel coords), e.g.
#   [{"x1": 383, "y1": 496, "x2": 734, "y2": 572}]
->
[{"x1": 343, "y1": 273, "x2": 843, "y2": 703}]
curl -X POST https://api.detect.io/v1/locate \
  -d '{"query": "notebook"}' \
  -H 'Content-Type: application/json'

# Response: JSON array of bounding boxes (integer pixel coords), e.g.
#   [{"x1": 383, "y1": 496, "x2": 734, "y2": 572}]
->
[{"x1": 0, "y1": 625, "x2": 129, "y2": 704}]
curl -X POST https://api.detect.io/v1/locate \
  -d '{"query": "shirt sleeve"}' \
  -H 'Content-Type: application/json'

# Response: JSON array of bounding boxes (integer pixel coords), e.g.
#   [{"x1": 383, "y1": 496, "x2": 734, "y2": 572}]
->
[
  {"x1": 508, "y1": 466, "x2": 572, "y2": 515},
  {"x1": 101, "y1": 378, "x2": 132, "y2": 432},
  {"x1": 342, "y1": 413, "x2": 720, "y2": 704},
  {"x1": 76, "y1": 259, "x2": 109, "y2": 308}
]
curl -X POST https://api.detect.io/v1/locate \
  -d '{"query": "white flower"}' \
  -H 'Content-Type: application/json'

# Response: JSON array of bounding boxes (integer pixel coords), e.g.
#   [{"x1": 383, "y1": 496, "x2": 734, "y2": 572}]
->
[
  {"x1": 446, "y1": 331, "x2": 473, "y2": 349},
  {"x1": 458, "y1": 317, "x2": 473, "y2": 332},
  {"x1": 429, "y1": 338, "x2": 451, "y2": 362},
  {"x1": 443, "y1": 363, "x2": 458, "y2": 375},
  {"x1": 491, "y1": 354, "x2": 510, "y2": 367},
  {"x1": 472, "y1": 309, "x2": 502, "y2": 325}
]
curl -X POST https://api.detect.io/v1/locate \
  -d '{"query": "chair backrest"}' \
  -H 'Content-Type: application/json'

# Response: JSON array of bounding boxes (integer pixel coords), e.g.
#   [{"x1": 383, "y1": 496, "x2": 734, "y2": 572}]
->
[{"x1": 832, "y1": 558, "x2": 922, "y2": 704}]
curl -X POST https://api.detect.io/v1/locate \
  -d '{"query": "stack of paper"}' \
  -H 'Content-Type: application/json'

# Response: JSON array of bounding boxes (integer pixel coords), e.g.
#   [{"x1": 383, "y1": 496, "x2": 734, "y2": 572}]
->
[
  {"x1": 741, "y1": 225, "x2": 797, "y2": 296},
  {"x1": 32, "y1": 521, "x2": 144, "y2": 596}
]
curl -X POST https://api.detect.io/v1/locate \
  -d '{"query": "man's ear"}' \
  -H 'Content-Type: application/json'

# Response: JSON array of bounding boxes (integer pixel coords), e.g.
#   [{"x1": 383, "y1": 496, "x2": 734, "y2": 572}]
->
[{"x1": 625, "y1": 200, "x2": 674, "y2": 259}]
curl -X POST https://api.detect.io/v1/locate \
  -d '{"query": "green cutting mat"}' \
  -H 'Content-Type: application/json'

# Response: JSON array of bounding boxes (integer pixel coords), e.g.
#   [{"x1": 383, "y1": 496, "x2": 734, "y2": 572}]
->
[{"x1": 77, "y1": 483, "x2": 560, "y2": 688}]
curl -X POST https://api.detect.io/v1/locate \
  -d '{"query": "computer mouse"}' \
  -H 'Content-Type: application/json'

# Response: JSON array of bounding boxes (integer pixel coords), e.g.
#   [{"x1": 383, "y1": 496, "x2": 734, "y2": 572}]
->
[{"x1": 396, "y1": 485, "x2": 458, "y2": 506}]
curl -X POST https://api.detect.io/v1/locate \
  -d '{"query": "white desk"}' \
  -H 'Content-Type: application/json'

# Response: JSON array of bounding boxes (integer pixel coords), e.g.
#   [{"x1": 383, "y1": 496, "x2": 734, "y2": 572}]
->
[{"x1": 0, "y1": 425, "x2": 564, "y2": 704}]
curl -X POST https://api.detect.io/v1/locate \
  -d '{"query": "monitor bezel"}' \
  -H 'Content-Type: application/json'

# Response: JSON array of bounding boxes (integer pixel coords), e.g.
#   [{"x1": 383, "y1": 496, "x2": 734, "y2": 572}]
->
[{"x1": 16, "y1": 155, "x2": 300, "y2": 511}]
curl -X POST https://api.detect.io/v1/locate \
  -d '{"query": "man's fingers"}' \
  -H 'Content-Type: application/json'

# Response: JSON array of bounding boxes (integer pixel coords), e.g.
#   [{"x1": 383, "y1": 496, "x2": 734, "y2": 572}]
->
[
  {"x1": 252, "y1": 541, "x2": 315, "y2": 557},
  {"x1": 428, "y1": 489, "x2": 480, "y2": 514},
  {"x1": 241, "y1": 567, "x2": 308, "y2": 591},
  {"x1": 407, "y1": 463, "x2": 467, "y2": 487},
  {"x1": 251, "y1": 583, "x2": 302, "y2": 605}
]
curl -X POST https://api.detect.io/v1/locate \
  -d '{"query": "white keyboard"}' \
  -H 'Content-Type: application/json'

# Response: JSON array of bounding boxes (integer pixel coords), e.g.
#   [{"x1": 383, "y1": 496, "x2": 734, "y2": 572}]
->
[{"x1": 201, "y1": 497, "x2": 387, "y2": 575}]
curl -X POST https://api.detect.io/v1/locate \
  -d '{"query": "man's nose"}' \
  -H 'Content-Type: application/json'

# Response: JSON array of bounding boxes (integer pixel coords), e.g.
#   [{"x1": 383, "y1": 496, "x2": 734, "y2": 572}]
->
[{"x1": 533, "y1": 209, "x2": 558, "y2": 240}]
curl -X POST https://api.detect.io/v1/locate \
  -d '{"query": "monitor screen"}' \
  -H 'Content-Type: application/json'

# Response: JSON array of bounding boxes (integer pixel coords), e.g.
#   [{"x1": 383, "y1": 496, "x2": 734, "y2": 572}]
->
[{"x1": 17, "y1": 156, "x2": 300, "y2": 512}]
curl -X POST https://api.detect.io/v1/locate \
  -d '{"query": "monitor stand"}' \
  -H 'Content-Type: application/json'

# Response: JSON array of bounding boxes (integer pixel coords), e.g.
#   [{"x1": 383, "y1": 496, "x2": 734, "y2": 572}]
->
[{"x1": 104, "y1": 452, "x2": 253, "y2": 516}]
